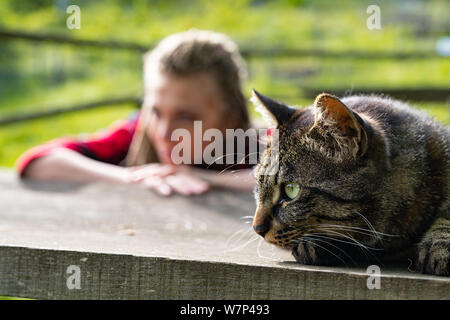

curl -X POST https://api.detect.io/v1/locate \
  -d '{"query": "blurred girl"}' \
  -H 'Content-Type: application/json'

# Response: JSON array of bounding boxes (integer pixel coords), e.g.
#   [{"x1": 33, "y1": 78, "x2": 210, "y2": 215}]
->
[{"x1": 17, "y1": 29, "x2": 256, "y2": 196}]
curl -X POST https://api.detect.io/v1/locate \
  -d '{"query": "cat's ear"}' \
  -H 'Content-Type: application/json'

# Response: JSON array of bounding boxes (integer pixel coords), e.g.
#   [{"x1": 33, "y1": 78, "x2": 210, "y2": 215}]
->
[
  {"x1": 251, "y1": 89, "x2": 296, "y2": 126},
  {"x1": 313, "y1": 93, "x2": 368, "y2": 156}
]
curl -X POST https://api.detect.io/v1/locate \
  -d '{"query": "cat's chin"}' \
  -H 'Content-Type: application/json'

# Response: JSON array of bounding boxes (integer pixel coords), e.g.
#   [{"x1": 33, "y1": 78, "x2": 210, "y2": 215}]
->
[
  {"x1": 292, "y1": 241, "x2": 349, "y2": 267},
  {"x1": 264, "y1": 238, "x2": 296, "y2": 251}
]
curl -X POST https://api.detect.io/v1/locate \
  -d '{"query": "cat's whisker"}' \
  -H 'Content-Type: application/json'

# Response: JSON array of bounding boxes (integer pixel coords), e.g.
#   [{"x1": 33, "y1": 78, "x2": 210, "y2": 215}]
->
[
  {"x1": 217, "y1": 166, "x2": 241, "y2": 175},
  {"x1": 292, "y1": 224, "x2": 385, "y2": 252},
  {"x1": 311, "y1": 230, "x2": 383, "y2": 264},
  {"x1": 356, "y1": 212, "x2": 383, "y2": 243},
  {"x1": 207, "y1": 152, "x2": 242, "y2": 168},
  {"x1": 302, "y1": 234, "x2": 356, "y2": 265},
  {"x1": 217, "y1": 163, "x2": 253, "y2": 175},
  {"x1": 309, "y1": 223, "x2": 390, "y2": 236},
  {"x1": 206, "y1": 151, "x2": 251, "y2": 174},
  {"x1": 213, "y1": 151, "x2": 264, "y2": 175},
  {"x1": 316, "y1": 226, "x2": 388, "y2": 241},
  {"x1": 256, "y1": 238, "x2": 279, "y2": 261},
  {"x1": 239, "y1": 217, "x2": 254, "y2": 224},
  {"x1": 309, "y1": 223, "x2": 398, "y2": 238},
  {"x1": 225, "y1": 234, "x2": 260, "y2": 253},
  {"x1": 298, "y1": 237, "x2": 348, "y2": 266},
  {"x1": 225, "y1": 226, "x2": 253, "y2": 249},
  {"x1": 313, "y1": 229, "x2": 382, "y2": 251},
  {"x1": 226, "y1": 229, "x2": 256, "y2": 249},
  {"x1": 305, "y1": 231, "x2": 371, "y2": 250},
  {"x1": 315, "y1": 230, "x2": 383, "y2": 260},
  {"x1": 241, "y1": 151, "x2": 260, "y2": 163}
]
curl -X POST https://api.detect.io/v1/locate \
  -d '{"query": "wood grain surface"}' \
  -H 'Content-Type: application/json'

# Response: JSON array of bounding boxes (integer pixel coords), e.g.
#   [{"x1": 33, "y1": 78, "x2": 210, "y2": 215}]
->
[{"x1": 0, "y1": 170, "x2": 448, "y2": 299}]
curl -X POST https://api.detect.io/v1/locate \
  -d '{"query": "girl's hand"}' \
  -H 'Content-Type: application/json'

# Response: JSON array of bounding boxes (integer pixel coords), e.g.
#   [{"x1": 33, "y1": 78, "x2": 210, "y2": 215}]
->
[
  {"x1": 129, "y1": 163, "x2": 176, "y2": 181},
  {"x1": 128, "y1": 164, "x2": 209, "y2": 196},
  {"x1": 128, "y1": 163, "x2": 175, "y2": 196},
  {"x1": 163, "y1": 171, "x2": 210, "y2": 196}
]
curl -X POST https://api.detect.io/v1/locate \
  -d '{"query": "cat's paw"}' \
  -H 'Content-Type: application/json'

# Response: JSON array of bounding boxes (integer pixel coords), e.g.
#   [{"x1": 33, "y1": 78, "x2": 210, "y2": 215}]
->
[
  {"x1": 292, "y1": 241, "x2": 318, "y2": 265},
  {"x1": 417, "y1": 239, "x2": 449, "y2": 276}
]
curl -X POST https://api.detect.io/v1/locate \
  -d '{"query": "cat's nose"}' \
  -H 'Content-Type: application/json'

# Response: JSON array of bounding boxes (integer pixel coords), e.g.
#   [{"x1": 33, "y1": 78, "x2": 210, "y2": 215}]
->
[
  {"x1": 253, "y1": 222, "x2": 270, "y2": 237},
  {"x1": 253, "y1": 206, "x2": 271, "y2": 237}
]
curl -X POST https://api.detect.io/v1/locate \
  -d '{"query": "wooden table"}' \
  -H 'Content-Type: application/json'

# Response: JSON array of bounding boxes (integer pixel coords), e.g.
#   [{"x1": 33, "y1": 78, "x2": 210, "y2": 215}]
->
[{"x1": 0, "y1": 169, "x2": 448, "y2": 299}]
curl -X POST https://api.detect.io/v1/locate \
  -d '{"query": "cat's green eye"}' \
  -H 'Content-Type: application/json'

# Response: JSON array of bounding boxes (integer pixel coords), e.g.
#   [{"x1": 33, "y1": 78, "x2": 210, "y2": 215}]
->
[{"x1": 284, "y1": 183, "x2": 300, "y2": 200}]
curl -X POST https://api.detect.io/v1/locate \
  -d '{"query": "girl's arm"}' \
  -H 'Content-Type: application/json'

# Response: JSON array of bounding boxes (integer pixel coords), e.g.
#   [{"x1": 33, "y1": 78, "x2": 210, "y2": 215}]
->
[
  {"x1": 24, "y1": 149, "x2": 181, "y2": 196},
  {"x1": 17, "y1": 115, "x2": 138, "y2": 180},
  {"x1": 24, "y1": 148, "x2": 131, "y2": 184}
]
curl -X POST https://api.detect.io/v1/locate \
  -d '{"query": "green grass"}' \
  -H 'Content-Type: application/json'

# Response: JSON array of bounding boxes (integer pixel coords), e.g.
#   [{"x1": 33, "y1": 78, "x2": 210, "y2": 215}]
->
[
  {"x1": 0, "y1": 104, "x2": 137, "y2": 168},
  {"x1": 415, "y1": 102, "x2": 450, "y2": 125},
  {"x1": 1, "y1": 0, "x2": 448, "y2": 51},
  {"x1": 0, "y1": 0, "x2": 448, "y2": 167}
]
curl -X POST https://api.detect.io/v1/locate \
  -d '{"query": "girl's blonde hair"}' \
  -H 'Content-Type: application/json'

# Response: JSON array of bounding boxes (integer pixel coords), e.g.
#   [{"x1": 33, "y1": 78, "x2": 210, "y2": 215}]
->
[{"x1": 125, "y1": 29, "x2": 250, "y2": 166}]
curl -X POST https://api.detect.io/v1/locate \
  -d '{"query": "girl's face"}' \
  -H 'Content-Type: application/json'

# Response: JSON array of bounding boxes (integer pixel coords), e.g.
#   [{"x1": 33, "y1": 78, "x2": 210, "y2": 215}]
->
[{"x1": 144, "y1": 71, "x2": 228, "y2": 164}]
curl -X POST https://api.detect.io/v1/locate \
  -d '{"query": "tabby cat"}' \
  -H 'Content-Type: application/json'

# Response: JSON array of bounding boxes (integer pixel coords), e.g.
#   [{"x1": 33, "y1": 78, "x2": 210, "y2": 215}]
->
[{"x1": 251, "y1": 90, "x2": 450, "y2": 276}]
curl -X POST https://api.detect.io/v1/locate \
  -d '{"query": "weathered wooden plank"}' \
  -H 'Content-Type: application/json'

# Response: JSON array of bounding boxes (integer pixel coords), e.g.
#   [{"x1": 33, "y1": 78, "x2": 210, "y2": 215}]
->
[
  {"x1": 0, "y1": 170, "x2": 448, "y2": 300},
  {"x1": 1, "y1": 246, "x2": 449, "y2": 300}
]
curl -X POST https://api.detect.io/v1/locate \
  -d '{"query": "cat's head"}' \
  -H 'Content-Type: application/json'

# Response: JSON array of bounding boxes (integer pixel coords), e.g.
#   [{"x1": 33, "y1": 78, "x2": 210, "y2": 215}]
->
[{"x1": 251, "y1": 90, "x2": 389, "y2": 252}]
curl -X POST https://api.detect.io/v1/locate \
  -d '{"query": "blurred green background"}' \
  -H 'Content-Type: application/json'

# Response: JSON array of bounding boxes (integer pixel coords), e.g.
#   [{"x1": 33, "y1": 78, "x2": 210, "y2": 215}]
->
[{"x1": 0, "y1": 0, "x2": 449, "y2": 168}]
